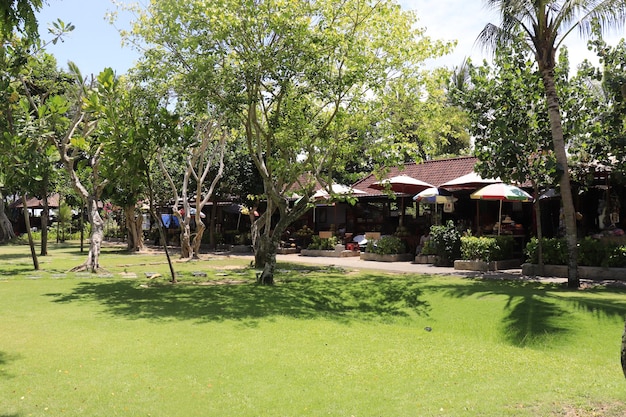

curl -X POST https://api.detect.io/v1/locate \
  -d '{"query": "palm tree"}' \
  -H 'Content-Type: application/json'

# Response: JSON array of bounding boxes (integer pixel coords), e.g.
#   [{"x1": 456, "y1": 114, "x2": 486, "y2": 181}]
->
[{"x1": 478, "y1": 0, "x2": 626, "y2": 288}]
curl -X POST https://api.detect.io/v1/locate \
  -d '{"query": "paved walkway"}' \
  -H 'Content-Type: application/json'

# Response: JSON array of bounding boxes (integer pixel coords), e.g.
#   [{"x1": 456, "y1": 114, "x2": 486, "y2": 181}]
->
[{"x1": 229, "y1": 252, "x2": 570, "y2": 283}]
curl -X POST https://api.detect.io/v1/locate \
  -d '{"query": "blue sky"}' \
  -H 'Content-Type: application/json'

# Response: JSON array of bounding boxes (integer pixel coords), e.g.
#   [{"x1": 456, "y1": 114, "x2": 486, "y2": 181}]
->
[{"x1": 36, "y1": 0, "x2": 624, "y2": 77}]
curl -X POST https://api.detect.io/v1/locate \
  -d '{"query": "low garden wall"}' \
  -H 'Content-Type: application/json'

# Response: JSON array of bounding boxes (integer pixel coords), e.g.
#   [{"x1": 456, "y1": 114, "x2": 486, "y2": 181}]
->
[
  {"x1": 454, "y1": 259, "x2": 521, "y2": 272},
  {"x1": 521, "y1": 263, "x2": 626, "y2": 281},
  {"x1": 360, "y1": 253, "x2": 414, "y2": 262},
  {"x1": 301, "y1": 248, "x2": 360, "y2": 258}
]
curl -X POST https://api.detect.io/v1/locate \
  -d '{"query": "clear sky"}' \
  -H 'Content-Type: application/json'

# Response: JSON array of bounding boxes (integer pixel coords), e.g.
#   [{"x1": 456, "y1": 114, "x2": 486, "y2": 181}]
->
[{"x1": 36, "y1": 0, "x2": 624, "y2": 77}]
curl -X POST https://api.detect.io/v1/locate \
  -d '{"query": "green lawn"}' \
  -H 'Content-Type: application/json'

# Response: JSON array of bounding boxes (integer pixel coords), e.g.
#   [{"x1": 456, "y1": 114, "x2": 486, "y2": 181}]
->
[{"x1": 1, "y1": 243, "x2": 625, "y2": 416}]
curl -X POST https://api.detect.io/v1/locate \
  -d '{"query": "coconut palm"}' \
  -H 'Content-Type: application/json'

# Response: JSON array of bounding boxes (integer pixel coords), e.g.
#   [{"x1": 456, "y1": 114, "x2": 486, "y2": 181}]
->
[{"x1": 478, "y1": 0, "x2": 626, "y2": 288}]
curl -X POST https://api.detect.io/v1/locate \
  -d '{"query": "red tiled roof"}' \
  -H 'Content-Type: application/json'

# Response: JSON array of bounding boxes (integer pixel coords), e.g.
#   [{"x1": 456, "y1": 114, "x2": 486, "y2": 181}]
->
[{"x1": 352, "y1": 156, "x2": 478, "y2": 197}]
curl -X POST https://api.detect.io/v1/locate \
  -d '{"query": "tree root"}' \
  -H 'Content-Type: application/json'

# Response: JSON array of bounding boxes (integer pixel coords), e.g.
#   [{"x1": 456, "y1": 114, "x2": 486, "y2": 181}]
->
[{"x1": 68, "y1": 264, "x2": 110, "y2": 274}]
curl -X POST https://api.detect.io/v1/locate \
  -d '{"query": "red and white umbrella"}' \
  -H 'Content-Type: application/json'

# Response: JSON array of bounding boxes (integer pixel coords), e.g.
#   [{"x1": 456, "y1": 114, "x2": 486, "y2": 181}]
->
[
  {"x1": 371, "y1": 175, "x2": 435, "y2": 195},
  {"x1": 370, "y1": 175, "x2": 434, "y2": 226},
  {"x1": 440, "y1": 172, "x2": 501, "y2": 190},
  {"x1": 470, "y1": 183, "x2": 533, "y2": 235}
]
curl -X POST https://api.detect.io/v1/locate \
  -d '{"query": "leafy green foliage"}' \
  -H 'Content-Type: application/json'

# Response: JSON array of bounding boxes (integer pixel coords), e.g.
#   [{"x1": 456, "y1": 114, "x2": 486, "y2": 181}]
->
[
  {"x1": 461, "y1": 235, "x2": 515, "y2": 262},
  {"x1": 525, "y1": 237, "x2": 626, "y2": 267},
  {"x1": 366, "y1": 235, "x2": 406, "y2": 255},
  {"x1": 306, "y1": 235, "x2": 340, "y2": 250},
  {"x1": 428, "y1": 221, "x2": 461, "y2": 266}
]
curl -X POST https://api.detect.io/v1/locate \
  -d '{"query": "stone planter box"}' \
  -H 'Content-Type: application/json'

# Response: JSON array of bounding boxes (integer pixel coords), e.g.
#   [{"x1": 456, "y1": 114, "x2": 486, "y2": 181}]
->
[
  {"x1": 414, "y1": 255, "x2": 438, "y2": 264},
  {"x1": 522, "y1": 263, "x2": 626, "y2": 281},
  {"x1": 454, "y1": 259, "x2": 521, "y2": 272},
  {"x1": 277, "y1": 247, "x2": 298, "y2": 254},
  {"x1": 300, "y1": 249, "x2": 360, "y2": 258},
  {"x1": 360, "y1": 253, "x2": 414, "y2": 262}
]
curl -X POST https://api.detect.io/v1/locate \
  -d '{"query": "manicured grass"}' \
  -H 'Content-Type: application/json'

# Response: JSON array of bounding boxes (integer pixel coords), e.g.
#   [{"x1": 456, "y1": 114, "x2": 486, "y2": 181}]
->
[{"x1": 1, "y1": 242, "x2": 626, "y2": 416}]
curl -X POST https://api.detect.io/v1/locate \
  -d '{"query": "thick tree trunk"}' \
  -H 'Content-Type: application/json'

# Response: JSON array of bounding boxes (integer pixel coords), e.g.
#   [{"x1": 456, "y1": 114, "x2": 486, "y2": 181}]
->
[
  {"x1": 252, "y1": 201, "x2": 309, "y2": 285},
  {"x1": 22, "y1": 196, "x2": 39, "y2": 270},
  {"x1": 84, "y1": 197, "x2": 105, "y2": 273},
  {"x1": 0, "y1": 194, "x2": 15, "y2": 242},
  {"x1": 192, "y1": 219, "x2": 205, "y2": 258},
  {"x1": 179, "y1": 218, "x2": 193, "y2": 258},
  {"x1": 540, "y1": 68, "x2": 578, "y2": 288},
  {"x1": 255, "y1": 234, "x2": 278, "y2": 285},
  {"x1": 124, "y1": 205, "x2": 144, "y2": 252}
]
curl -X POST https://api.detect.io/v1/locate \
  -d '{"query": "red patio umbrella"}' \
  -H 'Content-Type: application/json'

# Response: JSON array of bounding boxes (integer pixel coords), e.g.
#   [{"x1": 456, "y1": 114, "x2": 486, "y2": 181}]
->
[{"x1": 370, "y1": 175, "x2": 435, "y2": 226}]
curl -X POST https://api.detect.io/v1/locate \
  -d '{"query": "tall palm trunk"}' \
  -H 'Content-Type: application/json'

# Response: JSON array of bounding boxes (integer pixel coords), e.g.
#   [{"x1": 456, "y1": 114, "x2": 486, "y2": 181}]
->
[{"x1": 539, "y1": 67, "x2": 579, "y2": 288}]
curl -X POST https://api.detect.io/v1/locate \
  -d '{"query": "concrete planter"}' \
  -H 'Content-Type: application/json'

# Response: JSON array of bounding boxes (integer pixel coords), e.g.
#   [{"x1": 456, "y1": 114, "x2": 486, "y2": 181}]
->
[
  {"x1": 360, "y1": 253, "x2": 414, "y2": 262},
  {"x1": 454, "y1": 259, "x2": 521, "y2": 272},
  {"x1": 277, "y1": 247, "x2": 298, "y2": 254},
  {"x1": 522, "y1": 263, "x2": 626, "y2": 281},
  {"x1": 415, "y1": 255, "x2": 438, "y2": 264},
  {"x1": 300, "y1": 249, "x2": 360, "y2": 258}
]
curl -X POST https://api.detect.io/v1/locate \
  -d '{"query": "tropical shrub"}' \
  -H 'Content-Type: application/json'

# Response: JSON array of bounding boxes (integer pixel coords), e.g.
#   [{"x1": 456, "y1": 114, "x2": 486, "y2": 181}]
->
[
  {"x1": 461, "y1": 235, "x2": 515, "y2": 262},
  {"x1": 525, "y1": 237, "x2": 626, "y2": 267},
  {"x1": 366, "y1": 235, "x2": 406, "y2": 255},
  {"x1": 428, "y1": 221, "x2": 461, "y2": 266},
  {"x1": 307, "y1": 235, "x2": 339, "y2": 250}
]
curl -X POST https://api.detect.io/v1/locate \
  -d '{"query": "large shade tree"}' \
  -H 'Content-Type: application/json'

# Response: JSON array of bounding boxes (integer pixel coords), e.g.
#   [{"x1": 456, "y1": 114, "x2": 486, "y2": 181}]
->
[
  {"x1": 479, "y1": 0, "x2": 626, "y2": 288},
  {"x1": 128, "y1": 0, "x2": 452, "y2": 284}
]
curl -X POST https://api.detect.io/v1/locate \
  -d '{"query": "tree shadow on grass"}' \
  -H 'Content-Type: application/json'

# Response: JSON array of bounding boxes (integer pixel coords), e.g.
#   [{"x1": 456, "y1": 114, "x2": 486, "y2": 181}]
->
[
  {"x1": 0, "y1": 351, "x2": 19, "y2": 379},
  {"x1": 433, "y1": 278, "x2": 626, "y2": 348},
  {"x1": 46, "y1": 271, "x2": 431, "y2": 324}
]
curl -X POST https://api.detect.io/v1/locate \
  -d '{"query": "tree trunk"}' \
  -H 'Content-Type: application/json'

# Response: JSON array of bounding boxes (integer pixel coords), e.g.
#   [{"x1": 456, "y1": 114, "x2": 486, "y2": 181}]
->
[
  {"x1": 179, "y1": 216, "x2": 193, "y2": 259},
  {"x1": 40, "y1": 189, "x2": 49, "y2": 256},
  {"x1": 252, "y1": 200, "x2": 309, "y2": 285},
  {"x1": 192, "y1": 217, "x2": 205, "y2": 258},
  {"x1": 81, "y1": 197, "x2": 105, "y2": 273},
  {"x1": 540, "y1": 68, "x2": 578, "y2": 288},
  {"x1": 255, "y1": 233, "x2": 278, "y2": 285},
  {"x1": 621, "y1": 318, "x2": 626, "y2": 378},
  {"x1": 124, "y1": 204, "x2": 144, "y2": 252},
  {"x1": 0, "y1": 193, "x2": 15, "y2": 242},
  {"x1": 22, "y1": 195, "x2": 39, "y2": 270}
]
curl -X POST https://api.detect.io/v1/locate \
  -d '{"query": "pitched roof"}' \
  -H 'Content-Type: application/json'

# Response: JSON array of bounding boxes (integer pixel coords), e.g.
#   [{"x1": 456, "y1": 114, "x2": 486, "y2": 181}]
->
[{"x1": 352, "y1": 156, "x2": 478, "y2": 197}]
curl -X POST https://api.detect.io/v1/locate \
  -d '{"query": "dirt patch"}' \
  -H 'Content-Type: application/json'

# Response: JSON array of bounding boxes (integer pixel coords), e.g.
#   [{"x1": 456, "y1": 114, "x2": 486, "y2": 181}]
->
[{"x1": 554, "y1": 401, "x2": 626, "y2": 417}]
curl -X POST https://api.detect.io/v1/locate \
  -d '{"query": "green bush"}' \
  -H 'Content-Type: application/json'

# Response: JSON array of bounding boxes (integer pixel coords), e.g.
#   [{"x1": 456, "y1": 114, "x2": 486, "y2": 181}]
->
[
  {"x1": 524, "y1": 238, "x2": 568, "y2": 265},
  {"x1": 460, "y1": 235, "x2": 515, "y2": 262},
  {"x1": 578, "y1": 237, "x2": 608, "y2": 267},
  {"x1": 525, "y1": 237, "x2": 626, "y2": 268},
  {"x1": 366, "y1": 235, "x2": 406, "y2": 255},
  {"x1": 607, "y1": 246, "x2": 626, "y2": 268},
  {"x1": 428, "y1": 221, "x2": 461, "y2": 266},
  {"x1": 307, "y1": 235, "x2": 339, "y2": 250}
]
